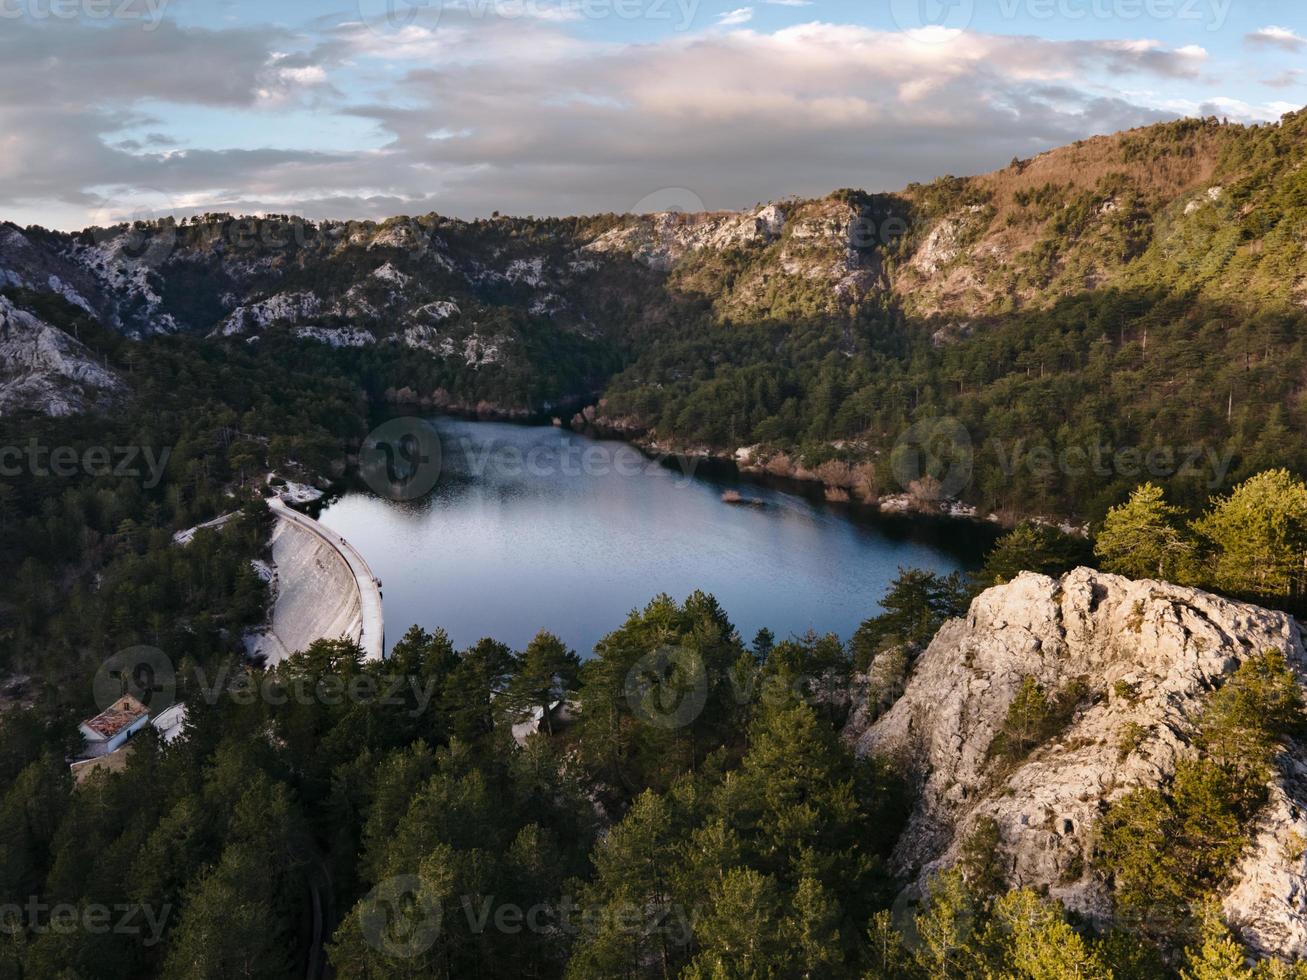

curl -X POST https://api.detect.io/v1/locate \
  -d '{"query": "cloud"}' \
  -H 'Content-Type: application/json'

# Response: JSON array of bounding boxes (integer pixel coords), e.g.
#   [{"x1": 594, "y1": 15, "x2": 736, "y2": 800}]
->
[
  {"x1": 1159, "y1": 95, "x2": 1297, "y2": 125},
  {"x1": 320, "y1": 24, "x2": 1191, "y2": 215},
  {"x1": 1090, "y1": 39, "x2": 1206, "y2": 78},
  {"x1": 1262, "y1": 69, "x2": 1304, "y2": 90},
  {"x1": 717, "y1": 7, "x2": 754, "y2": 25},
  {"x1": 0, "y1": 13, "x2": 1263, "y2": 228},
  {"x1": 1246, "y1": 26, "x2": 1307, "y2": 51}
]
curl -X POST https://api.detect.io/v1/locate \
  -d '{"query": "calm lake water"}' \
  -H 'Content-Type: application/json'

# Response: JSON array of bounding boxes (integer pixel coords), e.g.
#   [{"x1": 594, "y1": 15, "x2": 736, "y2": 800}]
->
[{"x1": 316, "y1": 418, "x2": 991, "y2": 656}]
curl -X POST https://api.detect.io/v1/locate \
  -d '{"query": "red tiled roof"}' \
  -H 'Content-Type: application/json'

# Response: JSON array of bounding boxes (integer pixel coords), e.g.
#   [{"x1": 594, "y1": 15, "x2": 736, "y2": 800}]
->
[{"x1": 81, "y1": 695, "x2": 149, "y2": 739}]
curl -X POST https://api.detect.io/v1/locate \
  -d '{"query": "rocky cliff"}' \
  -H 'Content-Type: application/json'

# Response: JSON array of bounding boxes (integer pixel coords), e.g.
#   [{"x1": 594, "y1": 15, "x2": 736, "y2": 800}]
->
[
  {"x1": 848, "y1": 568, "x2": 1307, "y2": 959},
  {"x1": 0, "y1": 295, "x2": 121, "y2": 416},
  {"x1": 0, "y1": 194, "x2": 893, "y2": 415},
  {"x1": 3, "y1": 112, "x2": 1306, "y2": 425}
]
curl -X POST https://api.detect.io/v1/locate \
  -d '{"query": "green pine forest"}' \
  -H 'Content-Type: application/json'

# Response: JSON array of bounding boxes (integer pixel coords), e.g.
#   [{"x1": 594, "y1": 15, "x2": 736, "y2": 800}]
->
[{"x1": 2, "y1": 112, "x2": 1307, "y2": 977}]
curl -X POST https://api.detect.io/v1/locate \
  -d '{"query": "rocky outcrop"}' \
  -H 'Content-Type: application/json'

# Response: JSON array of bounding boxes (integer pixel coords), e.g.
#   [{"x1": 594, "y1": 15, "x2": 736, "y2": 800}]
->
[
  {"x1": 217, "y1": 290, "x2": 323, "y2": 336},
  {"x1": 0, "y1": 296, "x2": 122, "y2": 416},
  {"x1": 582, "y1": 198, "x2": 891, "y2": 315},
  {"x1": 0, "y1": 222, "x2": 177, "y2": 336},
  {"x1": 583, "y1": 204, "x2": 789, "y2": 272},
  {"x1": 848, "y1": 568, "x2": 1307, "y2": 958}
]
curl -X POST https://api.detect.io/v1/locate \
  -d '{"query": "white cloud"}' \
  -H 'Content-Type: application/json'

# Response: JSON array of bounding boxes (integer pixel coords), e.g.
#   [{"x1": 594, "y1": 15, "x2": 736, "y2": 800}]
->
[
  {"x1": 1160, "y1": 95, "x2": 1295, "y2": 125},
  {"x1": 0, "y1": 14, "x2": 1263, "y2": 228},
  {"x1": 278, "y1": 66, "x2": 329, "y2": 86},
  {"x1": 1246, "y1": 26, "x2": 1307, "y2": 51}
]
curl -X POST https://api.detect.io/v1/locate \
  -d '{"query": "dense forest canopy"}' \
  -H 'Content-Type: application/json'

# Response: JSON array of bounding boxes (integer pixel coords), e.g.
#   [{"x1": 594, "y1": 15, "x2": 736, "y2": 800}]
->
[{"x1": 2, "y1": 112, "x2": 1307, "y2": 977}]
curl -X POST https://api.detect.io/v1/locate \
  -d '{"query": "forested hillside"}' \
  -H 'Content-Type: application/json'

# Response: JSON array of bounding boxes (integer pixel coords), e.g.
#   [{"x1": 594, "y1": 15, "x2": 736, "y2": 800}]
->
[
  {"x1": 5, "y1": 114, "x2": 1307, "y2": 524},
  {"x1": 597, "y1": 115, "x2": 1307, "y2": 521},
  {"x1": 2, "y1": 112, "x2": 1307, "y2": 978}
]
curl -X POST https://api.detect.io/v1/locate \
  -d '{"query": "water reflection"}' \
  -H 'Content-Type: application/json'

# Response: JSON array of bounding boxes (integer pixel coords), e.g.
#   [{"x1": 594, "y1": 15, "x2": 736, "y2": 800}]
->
[{"x1": 316, "y1": 418, "x2": 989, "y2": 655}]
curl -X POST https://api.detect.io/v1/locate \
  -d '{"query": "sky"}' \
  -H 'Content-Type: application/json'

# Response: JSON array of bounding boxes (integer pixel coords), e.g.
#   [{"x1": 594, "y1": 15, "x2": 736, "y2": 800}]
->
[{"x1": 1, "y1": 0, "x2": 1305, "y2": 229}]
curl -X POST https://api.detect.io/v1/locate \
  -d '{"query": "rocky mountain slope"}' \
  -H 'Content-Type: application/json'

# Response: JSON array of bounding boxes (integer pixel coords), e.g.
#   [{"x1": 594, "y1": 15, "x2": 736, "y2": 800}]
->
[
  {"x1": 0, "y1": 295, "x2": 121, "y2": 417},
  {"x1": 847, "y1": 568, "x2": 1307, "y2": 959},
  {"x1": 1, "y1": 110, "x2": 1305, "y2": 475},
  {"x1": 0, "y1": 191, "x2": 896, "y2": 416}
]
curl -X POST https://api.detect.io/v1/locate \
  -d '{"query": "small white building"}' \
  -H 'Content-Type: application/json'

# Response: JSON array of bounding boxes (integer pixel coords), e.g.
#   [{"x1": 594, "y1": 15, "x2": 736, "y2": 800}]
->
[
  {"x1": 150, "y1": 703, "x2": 189, "y2": 744},
  {"x1": 510, "y1": 700, "x2": 577, "y2": 746},
  {"x1": 78, "y1": 695, "x2": 151, "y2": 758}
]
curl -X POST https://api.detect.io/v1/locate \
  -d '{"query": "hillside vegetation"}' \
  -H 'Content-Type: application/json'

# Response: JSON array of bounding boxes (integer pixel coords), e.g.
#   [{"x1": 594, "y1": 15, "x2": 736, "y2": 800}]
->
[
  {"x1": 3, "y1": 112, "x2": 1307, "y2": 980},
  {"x1": 2, "y1": 112, "x2": 1307, "y2": 527}
]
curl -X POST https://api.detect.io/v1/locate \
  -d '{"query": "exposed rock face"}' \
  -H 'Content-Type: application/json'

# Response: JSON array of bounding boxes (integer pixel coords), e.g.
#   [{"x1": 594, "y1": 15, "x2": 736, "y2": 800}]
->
[
  {"x1": 0, "y1": 296, "x2": 122, "y2": 416},
  {"x1": 0, "y1": 222, "x2": 175, "y2": 336},
  {"x1": 583, "y1": 205, "x2": 789, "y2": 272},
  {"x1": 294, "y1": 325, "x2": 376, "y2": 348},
  {"x1": 581, "y1": 198, "x2": 891, "y2": 314},
  {"x1": 218, "y1": 290, "x2": 323, "y2": 335},
  {"x1": 0, "y1": 117, "x2": 1282, "y2": 419},
  {"x1": 848, "y1": 568, "x2": 1307, "y2": 958}
]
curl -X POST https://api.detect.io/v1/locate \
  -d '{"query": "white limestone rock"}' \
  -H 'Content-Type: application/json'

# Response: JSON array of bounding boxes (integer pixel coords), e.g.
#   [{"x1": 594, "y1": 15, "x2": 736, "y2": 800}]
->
[
  {"x1": 0, "y1": 296, "x2": 123, "y2": 416},
  {"x1": 849, "y1": 567, "x2": 1307, "y2": 958}
]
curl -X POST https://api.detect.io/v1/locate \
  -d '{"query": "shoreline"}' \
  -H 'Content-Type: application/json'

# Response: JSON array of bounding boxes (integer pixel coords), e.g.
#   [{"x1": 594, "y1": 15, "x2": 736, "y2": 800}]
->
[
  {"x1": 561, "y1": 413, "x2": 1088, "y2": 537},
  {"x1": 355, "y1": 400, "x2": 1009, "y2": 549},
  {"x1": 370, "y1": 397, "x2": 1057, "y2": 534}
]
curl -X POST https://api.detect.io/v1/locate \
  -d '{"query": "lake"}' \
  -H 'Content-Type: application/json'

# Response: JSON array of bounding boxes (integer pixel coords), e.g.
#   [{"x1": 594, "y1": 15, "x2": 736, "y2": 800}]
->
[{"x1": 315, "y1": 417, "x2": 992, "y2": 656}]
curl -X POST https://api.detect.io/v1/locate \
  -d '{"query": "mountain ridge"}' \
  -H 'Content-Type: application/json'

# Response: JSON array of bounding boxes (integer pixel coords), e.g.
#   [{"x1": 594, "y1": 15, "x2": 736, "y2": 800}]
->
[{"x1": 2, "y1": 109, "x2": 1306, "y2": 522}]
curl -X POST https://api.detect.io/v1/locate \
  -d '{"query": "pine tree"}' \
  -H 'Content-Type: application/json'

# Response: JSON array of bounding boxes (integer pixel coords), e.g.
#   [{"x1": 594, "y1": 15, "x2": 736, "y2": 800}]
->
[
  {"x1": 683, "y1": 868, "x2": 789, "y2": 978},
  {"x1": 1095, "y1": 482, "x2": 1197, "y2": 581},
  {"x1": 985, "y1": 889, "x2": 1112, "y2": 979},
  {"x1": 566, "y1": 791, "x2": 688, "y2": 979},
  {"x1": 1180, "y1": 905, "x2": 1253, "y2": 980},
  {"x1": 865, "y1": 909, "x2": 910, "y2": 979},
  {"x1": 1192, "y1": 469, "x2": 1307, "y2": 601},
  {"x1": 978, "y1": 523, "x2": 1091, "y2": 588},
  {"x1": 911, "y1": 870, "x2": 983, "y2": 980},
  {"x1": 502, "y1": 631, "x2": 580, "y2": 735}
]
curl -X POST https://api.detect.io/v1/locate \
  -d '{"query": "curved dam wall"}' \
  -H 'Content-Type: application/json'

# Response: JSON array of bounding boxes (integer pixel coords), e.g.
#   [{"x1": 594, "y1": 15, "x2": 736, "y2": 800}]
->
[{"x1": 247, "y1": 499, "x2": 384, "y2": 664}]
